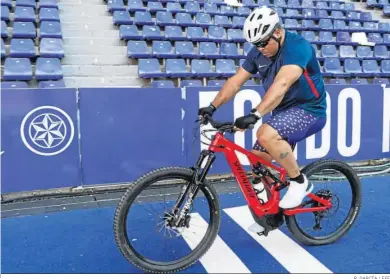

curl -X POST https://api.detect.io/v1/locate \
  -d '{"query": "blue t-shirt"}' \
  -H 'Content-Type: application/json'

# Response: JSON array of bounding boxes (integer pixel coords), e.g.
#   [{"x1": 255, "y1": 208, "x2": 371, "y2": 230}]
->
[{"x1": 242, "y1": 31, "x2": 327, "y2": 118}]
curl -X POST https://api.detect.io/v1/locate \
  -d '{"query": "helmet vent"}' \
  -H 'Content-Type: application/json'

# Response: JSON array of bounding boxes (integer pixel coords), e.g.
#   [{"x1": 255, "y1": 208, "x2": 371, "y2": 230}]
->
[
  {"x1": 262, "y1": 24, "x2": 270, "y2": 34},
  {"x1": 254, "y1": 27, "x2": 258, "y2": 37},
  {"x1": 250, "y1": 13, "x2": 256, "y2": 21},
  {"x1": 257, "y1": 14, "x2": 263, "y2": 20},
  {"x1": 270, "y1": 11, "x2": 276, "y2": 16},
  {"x1": 247, "y1": 29, "x2": 251, "y2": 38}
]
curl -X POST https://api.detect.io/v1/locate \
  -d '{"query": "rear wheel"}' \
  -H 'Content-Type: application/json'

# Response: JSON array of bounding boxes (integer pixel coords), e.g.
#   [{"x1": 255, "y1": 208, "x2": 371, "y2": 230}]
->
[
  {"x1": 113, "y1": 167, "x2": 221, "y2": 273},
  {"x1": 285, "y1": 159, "x2": 362, "y2": 246}
]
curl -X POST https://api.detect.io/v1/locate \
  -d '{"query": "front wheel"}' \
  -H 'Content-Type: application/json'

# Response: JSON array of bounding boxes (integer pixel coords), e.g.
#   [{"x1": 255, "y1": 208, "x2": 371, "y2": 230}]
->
[
  {"x1": 285, "y1": 159, "x2": 362, "y2": 246},
  {"x1": 113, "y1": 167, "x2": 221, "y2": 273}
]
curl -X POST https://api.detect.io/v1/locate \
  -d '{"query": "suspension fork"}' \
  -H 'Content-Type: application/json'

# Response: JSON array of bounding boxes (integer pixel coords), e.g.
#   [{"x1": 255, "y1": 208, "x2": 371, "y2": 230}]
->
[{"x1": 171, "y1": 150, "x2": 216, "y2": 218}]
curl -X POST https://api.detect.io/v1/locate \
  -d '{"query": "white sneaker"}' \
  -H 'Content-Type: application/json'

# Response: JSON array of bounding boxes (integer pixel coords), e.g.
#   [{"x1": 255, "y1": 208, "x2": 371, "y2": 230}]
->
[
  {"x1": 248, "y1": 222, "x2": 265, "y2": 233},
  {"x1": 279, "y1": 175, "x2": 313, "y2": 209}
]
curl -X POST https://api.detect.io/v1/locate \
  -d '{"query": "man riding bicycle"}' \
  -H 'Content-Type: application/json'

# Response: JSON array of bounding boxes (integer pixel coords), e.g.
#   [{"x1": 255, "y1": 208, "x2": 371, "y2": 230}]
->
[{"x1": 198, "y1": 6, "x2": 327, "y2": 233}]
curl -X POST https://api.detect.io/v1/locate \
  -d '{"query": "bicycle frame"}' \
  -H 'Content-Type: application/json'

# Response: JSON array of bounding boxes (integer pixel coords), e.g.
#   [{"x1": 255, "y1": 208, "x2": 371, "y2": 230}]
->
[{"x1": 200, "y1": 132, "x2": 332, "y2": 218}]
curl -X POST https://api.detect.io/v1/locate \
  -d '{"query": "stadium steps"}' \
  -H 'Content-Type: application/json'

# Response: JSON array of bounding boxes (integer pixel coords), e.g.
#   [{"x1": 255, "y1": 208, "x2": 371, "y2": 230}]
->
[{"x1": 58, "y1": 0, "x2": 145, "y2": 87}]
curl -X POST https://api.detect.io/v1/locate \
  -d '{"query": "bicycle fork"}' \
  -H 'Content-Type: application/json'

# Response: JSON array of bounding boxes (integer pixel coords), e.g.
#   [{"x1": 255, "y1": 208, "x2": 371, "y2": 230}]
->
[{"x1": 171, "y1": 150, "x2": 216, "y2": 227}]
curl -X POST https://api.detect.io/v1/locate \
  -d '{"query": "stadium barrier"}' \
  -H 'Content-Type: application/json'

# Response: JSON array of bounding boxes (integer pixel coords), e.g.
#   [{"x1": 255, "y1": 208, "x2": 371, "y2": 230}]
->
[{"x1": 1, "y1": 85, "x2": 389, "y2": 194}]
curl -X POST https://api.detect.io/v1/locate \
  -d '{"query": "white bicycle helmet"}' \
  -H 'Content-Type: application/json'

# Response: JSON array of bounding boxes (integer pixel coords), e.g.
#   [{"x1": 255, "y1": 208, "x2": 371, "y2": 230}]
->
[{"x1": 243, "y1": 6, "x2": 280, "y2": 44}]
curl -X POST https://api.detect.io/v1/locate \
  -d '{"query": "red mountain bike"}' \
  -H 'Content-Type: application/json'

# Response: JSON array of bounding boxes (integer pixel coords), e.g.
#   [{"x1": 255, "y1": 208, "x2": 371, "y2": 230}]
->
[{"x1": 114, "y1": 115, "x2": 362, "y2": 273}]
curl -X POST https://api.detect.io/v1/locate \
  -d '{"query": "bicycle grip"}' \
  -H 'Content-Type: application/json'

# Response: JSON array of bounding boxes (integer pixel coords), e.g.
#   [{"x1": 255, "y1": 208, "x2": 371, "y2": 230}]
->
[{"x1": 248, "y1": 124, "x2": 254, "y2": 129}]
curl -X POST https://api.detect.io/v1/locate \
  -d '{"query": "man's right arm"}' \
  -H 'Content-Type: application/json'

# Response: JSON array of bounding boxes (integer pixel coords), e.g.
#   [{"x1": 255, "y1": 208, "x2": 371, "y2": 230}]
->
[{"x1": 210, "y1": 67, "x2": 252, "y2": 108}]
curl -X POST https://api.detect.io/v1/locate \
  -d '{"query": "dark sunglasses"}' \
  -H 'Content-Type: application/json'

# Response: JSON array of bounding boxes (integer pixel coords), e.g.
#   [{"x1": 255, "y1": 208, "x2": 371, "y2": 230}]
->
[{"x1": 253, "y1": 36, "x2": 272, "y2": 48}]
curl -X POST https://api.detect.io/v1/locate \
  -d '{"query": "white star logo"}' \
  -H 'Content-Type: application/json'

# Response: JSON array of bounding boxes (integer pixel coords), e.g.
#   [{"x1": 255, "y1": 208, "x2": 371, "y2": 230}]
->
[{"x1": 30, "y1": 114, "x2": 66, "y2": 148}]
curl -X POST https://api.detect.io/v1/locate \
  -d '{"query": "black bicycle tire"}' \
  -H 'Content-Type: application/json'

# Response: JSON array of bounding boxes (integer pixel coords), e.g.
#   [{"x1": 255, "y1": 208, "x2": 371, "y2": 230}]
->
[
  {"x1": 285, "y1": 159, "x2": 362, "y2": 246},
  {"x1": 113, "y1": 167, "x2": 221, "y2": 273}
]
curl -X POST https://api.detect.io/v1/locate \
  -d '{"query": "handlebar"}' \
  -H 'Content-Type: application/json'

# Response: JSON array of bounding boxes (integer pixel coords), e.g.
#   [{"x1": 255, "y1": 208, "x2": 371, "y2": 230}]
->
[{"x1": 197, "y1": 115, "x2": 255, "y2": 133}]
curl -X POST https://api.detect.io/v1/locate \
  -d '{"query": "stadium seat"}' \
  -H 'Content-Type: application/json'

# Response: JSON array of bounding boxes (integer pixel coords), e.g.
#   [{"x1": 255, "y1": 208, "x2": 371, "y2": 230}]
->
[
  {"x1": 208, "y1": 26, "x2": 227, "y2": 42},
  {"x1": 344, "y1": 3, "x2": 355, "y2": 10},
  {"x1": 187, "y1": 27, "x2": 207, "y2": 41},
  {"x1": 220, "y1": 42, "x2": 241, "y2": 59},
  {"x1": 12, "y1": 22, "x2": 36, "y2": 38},
  {"x1": 346, "y1": 11, "x2": 359, "y2": 20},
  {"x1": 360, "y1": 12, "x2": 372, "y2": 21},
  {"x1": 379, "y1": 23, "x2": 390, "y2": 32},
  {"x1": 14, "y1": 6, "x2": 35, "y2": 22},
  {"x1": 175, "y1": 13, "x2": 193, "y2": 26},
  {"x1": 328, "y1": 78, "x2": 347, "y2": 84},
  {"x1": 364, "y1": 22, "x2": 377, "y2": 31},
  {"x1": 301, "y1": 31, "x2": 316, "y2": 42},
  {"x1": 302, "y1": 20, "x2": 315, "y2": 29},
  {"x1": 3, "y1": 57, "x2": 33, "y2": 80},
  {"x1": 208, "y1": 79, "x2": 226, "y2": 86},
  {"x1": 198, "y1": 42, "x2": 219, "y2": 58},
  {"x1": 1, "y1": 21, "x2": 7, "y2": 38},
  {"x1": 138, "y1": 58, "x2": 164, "y2": 78},
  {"x1": 344, "y1": 59, "x2": 363, "y2": 76},
  {"x1": 165, "y1": 26, "x2": 185, "y2": 41},
  {"x1": 150, "y1": 80, "x2": 175, "y2": 88},
  {"x1": 165, "y1": 59, "x2": 191, "y2": 78},
  {"x1": 323, "y1": 58, "x2": 349, "y2": 77},
  {"x1": 107, "y1": 0, "x2": 126, "y2": 12},
  {"x1": 316, "y1": 10, "x2": 328, "y2": 18},
  {"x1": 147, "y1": 1, "x2": 164, "y2": 12},
  {"x1": 274, "y1": 0, "x2": 287, "y2": 7},
  {"x1": 39, "y1": 38, "x2": 64, "y2": 58},
  {"x1": 191, "y1": 59, "x2": 215, "y2": 77},
  {"x1": 374, "y1": 45, "x2": 389, "y2": 59},
  {"x1": 1, "y1": 38, "x2": 5, "y2": 58},
  {"x1": 214, "y1": 15, "x2": 231, "y2": 28},
  {"x1": 35, "y1": 57, "x2": 63, "y2": 80},
  {"x1": 39, "y1": 0, "x2": 59, "y2": 9},
  {"x1": 1, "y1": 81, "x2": 29, "y2": 88},
  {"x1": 113, "y1": 11, "x2": 132, "y2": 25},
  {"x1": 195, "y1": 13, "x2": 211, "y2": 27},
  {"x1": 156, "y1": 11, "x2": 175, "y2": 26},
  {"x1": 220, "y1": 5, "x2": 235, "y2": 16},
  {"x1": 15, "y1": 0, "x2": 35, "y2": 8},
  {"x1": 302, "y1": 8, "x2": 315, "y2": 18},
  {"x1": 357, "y1": 46, "x2": 373, "y2": 59},
  {"x1": 286, "y1": 9, "x2": 299, "y2": 18},
  {"x1": 175, "y1": 41, "x2": 196, "y2": 58},
  {"x1": 379, "y1": 59, "x2": 390, "y2": 76},
  {"x1": 319, "y1": 19, "x2": 333, "y2": 31},
  {"x1": 227, "y1": 29, "x2": 244, "y2": 42},
  {"x1": 368, "y1": 33, "x2": 383, "y2": 44},
  {"x1": 1, "y1": 0, "x2": 12, "y2": 8},
  {"x1": 9, "y1": 38, "x2": 36, "y2": 58},
  {"x1": 348, "y1": 21, "x2": 362, "y2": 32},
  {"x1": 167, "y1": 2, "x2": 183, "y2": 13},
  {"x1": 319, "y1": 31, "x2": 334, "y2": 43},
  {"x1": 1, "y1": 6, "x2": 10, "y2": 21},
  {"x1": 39, "y1": 8, "x2": 60, "y2": 22},
  {"x1": 243, "y1": 0, "x2": 257, "y2": 7},
  {"x1": 38, "y1": 80, "x2": 66, "y2": 88},
  {"x1": 127, "y1": 0, "x2": 146, "y2": 12},
  {"x1": 302, "y1": 0, "x2": 314, "y2": 8},
  {"x1": 204, "y1": 3, "x2": 218, "y2": 15},
  {"x1": 120, "y1": 25, "x2": 142, "y2": 40},
  {"x1": 180, "y1": 80, "x2": 202, "y2": 87},
  {"x1": 237, "y1": 6, "x2": 250, "y2": 16},
  {"x1": 350, "y1": 78, "x2": 368, "y2": 84},
  {"x1": 383, "y1": 34, "x2": 390, "y2": 44},
  {"x1": 339, "y1": 45, "x2": 356, "y2": 58},
  {"x1": 39, "y1": 21, "x2": 61, "y2": 38},
  {"x1": 142, "y1": 26, "x2": 164, "y2": 40},
  {"x1": 152, "y1": 41, "x2": 176, "y2": 58},
  {"x1": 284, "y1": 19, "x2": 300, "y2": 29},
  {"x1": 334, "y1": 20, "x2": 348, "y2": 31},
  {"x1": 127, "y1": 40, "x2": 150, "y2": 58},
  {"x1": 288, "y1": 0, "x2": 300, "y2": 8},
  {"x1": 373, "y1": 77, "x2": 390, "y2": 84},
  {"x1": 134, "y1": 11, "x2": 154, "y2": 25},
  {"x1": 362, "y1": 60, "x2": 380, "y2": 76},
  {"x1": 321, "y1": 45, "x2": 338, "y2": 58},
  {"x1": 216, "y1": 59, "x2": 236, "y2": 77},
  {"x1": 243, "y1": 42, "x2": 252, "y2": 55},
  {"x1": 337, "y1": 32, "x2": 352, "y2": 44},
  {"x1": 184, "y1": 1, "x2": 200, "y2": 14}
]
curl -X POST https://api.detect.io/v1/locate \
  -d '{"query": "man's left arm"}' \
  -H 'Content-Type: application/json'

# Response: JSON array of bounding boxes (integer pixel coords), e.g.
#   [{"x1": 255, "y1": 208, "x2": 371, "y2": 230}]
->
[{"x1": 254, "y1": 65, "x2": 303, "y2": 117}]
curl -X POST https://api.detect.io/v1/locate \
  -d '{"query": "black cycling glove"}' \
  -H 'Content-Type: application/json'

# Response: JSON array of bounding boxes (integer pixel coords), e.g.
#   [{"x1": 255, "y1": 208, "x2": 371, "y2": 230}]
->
[
  {"x1": 198, "y1": 104, "x2": 217, "y2": 120},
  {"x1": 234, "y1": 109, "x2": 261, "y2": 130}
]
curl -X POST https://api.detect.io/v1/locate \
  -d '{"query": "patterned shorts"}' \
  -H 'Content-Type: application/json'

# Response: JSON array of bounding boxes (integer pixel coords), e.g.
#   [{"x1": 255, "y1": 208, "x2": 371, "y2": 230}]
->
[{"x1": 253, "y1": 107, "x2": 326, "y2": 153}]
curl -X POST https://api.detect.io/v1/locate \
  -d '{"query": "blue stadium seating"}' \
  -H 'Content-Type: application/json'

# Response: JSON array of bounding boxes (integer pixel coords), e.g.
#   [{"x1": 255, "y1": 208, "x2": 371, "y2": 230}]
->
[
  {"x1": 127, "y1": 40, "x2": 150, "y2": 58},
  {"x1": 175, "y1": 13, "x2": 193, "y2": 26},
  {"x1": 374, "y1": 45, "x2": 389, "y2": 59},
  {"x1": 351, "y1": 78, "x2": 369, "y2": 84},
  {"x1": 147, "y1": 1, "x2": 164, "y2": 12},
  {"x1": 216, "y1": 59, "x2": 236, "y2": 77},
  {"x1": 167, "y1": 2, "x2": 183, "y2": 13},
  {"x1": 373, "y1": 77, "x2": 390, "y2": 84},
  {"x1": 368, "y1": 33, "x2": 383, "y2": 43},
  {"x1": 1, "y1": 6, "x2": 10, "y2": 21},
  {"x1": 14, "y1": 7, "x2": 35, "y2": 22},
  {"x1": 344, "y1": 59, "x2": 363, "y2": 77},
  {"x1": 208, "y1": 79, "x2": 226, "y2": 86},
  {"x1": 220, "y1": 5, "x2": 235, "y2": 16},
  {"x1": 152, "y1": 41, "x2": 176, "y2": 58},
  {"x1": 184, "y1": 1, "x2": 200, "y2": 14},
  {"x1": 13, "y1": 22, "x2": 36, "y2": 38},
  {"x1": 187, "y1": 27, "x2": 207, "y2": 41},
  {"x1": 323, "y1": 58, "x2": 349, "y2": 77},
  {"x1": 9, "y1": 38, "x2": 36, "y2": 58},
  {"x1": 379, "y1": 60, "x2": 390, "y2": 76},
  {"x1": 156, "y1": 11, "x2": 175, "y2": 26},
  {"x1": 328, "y1": 78, "x2": 347, "y2": 84},
  {"x1": 319, "y1": 31, "x2": 334, "y2": 43},
  {"x1": 195, "y1": 13, "x2": 212, "y2": 27},
  {"x1": 127, "y1": 0, "x2": 146, "y2": 12},
  {"x1": 220, "y1": 42, "x2": 242, "y2": 59},
  {"x1": 362, "y1": 60, "x2": 380, "y2": 76},
  {"x1": 214, "y1": 15, "x2": 231, "y2": 28},
  {"x1": 35, "y1": 57, "x2": 63, "y2": 80},
  {"x1": 227, "y1": 29, "x2": 244, "y2": 42},
  {"x1": 165, "y1": 59, "x2": 191, "y2": 78},
  {"x1": 138, "y1": 58, "x2": 164, "y2": 78},
  {"x1": 39, "y1": 38, "x2": 64, "y2": 58},
  {"x1": 199, "y1": 42, "x2": 219, "y2": 58},
  {"x1": 120, "y1": 25, "x2": 142, "y2": 40},
  {"x1": 134, "y1": 11, "x2": 154, "y2": 25},
  {"x1": 1, "y1": 38, "x2": 5, "y2": 58},
  {"x1": 191, "y1": 59, "x2": 215, "y2": 77},
  {"x1": 39, "y1": 8, "x2": 60, "y2": 22},
  {"x1": 38, "y1": 80, "x2": 66, "y2": 88},
  {"x1": 175, "y1": 41, "x2": 196, "y2": 58},
  {"x1": 204, "y1": 3, "x2": 218, "y2": 15},
  {"x1": 1, "y1": 21, "x2": 7, "y2": 38},
  {"x1": 165, "y1": 26, "x2": 185, "y2": 41},
  {"x1": 39, "y1": 0, "x2": 58, "y2": 9},
  {"x1": 357, "y1": 46, "x2": 373, "y2": 59},
  {"x1": 39, "y1": 21, "x2": 62, "y2": 38},
  {"x1": 150, "y1": 80, "x2": 175, "y2": 88},
  {"x1": 321, "y1": 45, "x2": 338, "y2": 58},
  {"x1": 1, "y1": 81, "x2": 29, "y2": 88},
  {"x1": 3, "y1": 58, "x2": 33, "y2": 80},
  {"x1": 181, "y1": 79, "x2": 203, "y2": 87},
  {"x1": 339, "y1": 45, "x2": 356, "y2": 58},
  {"x1": 237, "y1": 6, "x2": 250, "y2": 16},
  {"x1": 1, "y1": 0, "x2": 12, "y2": 8},
  {"x1": 16, "y1": 0, "x2": 35, "y2": 8},
  {"x1": 113, "y1": 11, "x2": 132, "y2": 25},
  {"x1": 208, "y1": 26, "x2": 227, "y2": 42},
  {"x1": 142, "y1": 26, "x2": 164, "y2": 40}
]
